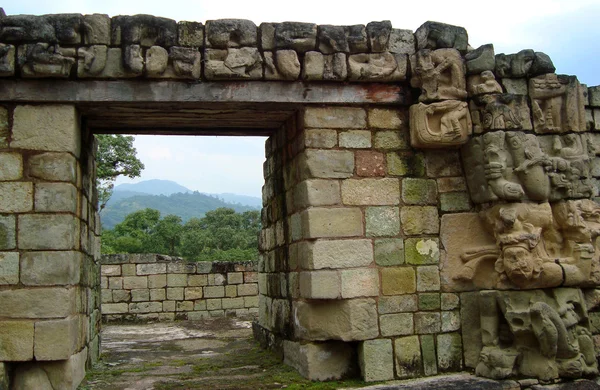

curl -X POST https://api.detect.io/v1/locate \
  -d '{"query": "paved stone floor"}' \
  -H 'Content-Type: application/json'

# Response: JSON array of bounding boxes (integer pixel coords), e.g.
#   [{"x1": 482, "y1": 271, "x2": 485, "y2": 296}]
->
[{"x1": 78, "y1": 318, "x2": 600, "y2": 390}]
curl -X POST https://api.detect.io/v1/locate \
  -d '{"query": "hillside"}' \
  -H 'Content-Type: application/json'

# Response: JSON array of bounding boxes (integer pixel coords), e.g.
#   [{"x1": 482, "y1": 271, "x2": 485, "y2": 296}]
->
[
  {"x1": 113, "y1": 179, "x2": 192, "y2": 196},
  {"x1": 100, "y1": 191, "x2": 259, "y2": 230}
]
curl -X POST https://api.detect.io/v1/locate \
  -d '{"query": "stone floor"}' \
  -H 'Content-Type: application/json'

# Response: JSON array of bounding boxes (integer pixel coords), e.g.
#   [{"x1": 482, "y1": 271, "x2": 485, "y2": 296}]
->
[{"x1": 78, "y1": 318, "x2": 600, "y2": 390}]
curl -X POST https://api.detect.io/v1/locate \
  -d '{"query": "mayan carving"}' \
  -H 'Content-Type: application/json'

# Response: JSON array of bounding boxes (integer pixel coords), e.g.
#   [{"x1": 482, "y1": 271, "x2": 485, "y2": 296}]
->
[
  {"x1": 0, "y1": 44, "x2": 15, "y2": 76},
  {"x1": 205, "y1": 19, "x2": 257, "y2": 48},
  {"x1": 530, "y1": 74, "x2": 586, "y2": 133},
  {"x1": 475, "y1": 289, "x2": 597, "y2": 381},
  {"x1": 264, "y1": 50, "x2": 301, "y2": 80},
  {"x1": 348, "y1": 53, "x2": 407, "y2": 82},
  {"x1": 204, "y1": 47, "x2": 263, "y2": 80},
  {"x1": 302, "y1": 52, "x2": 347, "y2": 81},
  {"x1": 144, "y1": 46, "x2": 201, "y2": 79},
  {"x1": 467, "y1": 71, "x2": 502, "y2": 96},
  {"x1": 409, "y1": 101, "x2": 471, "y2": 148},
  {"x1": 411, "y1": 48, "x2": 467, "y2": 102},
  {"x1": 469, "y1": 94, "x2": 531, "y2": 133},
  {"x1": 18, "y1": 43, "x2": 76, "y2": 78},
  {"x1": 78, "y1": 45, "x2": 107, "y2": 76}
]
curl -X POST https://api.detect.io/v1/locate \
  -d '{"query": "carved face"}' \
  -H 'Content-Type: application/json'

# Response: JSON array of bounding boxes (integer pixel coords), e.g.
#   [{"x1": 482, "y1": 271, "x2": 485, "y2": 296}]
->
[{"x1": 502, "y1": 246, "x2": 536, "y2": 283}]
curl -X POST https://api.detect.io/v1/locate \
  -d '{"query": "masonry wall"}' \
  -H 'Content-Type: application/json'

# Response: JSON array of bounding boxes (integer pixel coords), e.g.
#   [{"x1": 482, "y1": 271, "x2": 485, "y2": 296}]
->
[{"x1": 101, "y1": 254, "x2": 258, "y2": 321}]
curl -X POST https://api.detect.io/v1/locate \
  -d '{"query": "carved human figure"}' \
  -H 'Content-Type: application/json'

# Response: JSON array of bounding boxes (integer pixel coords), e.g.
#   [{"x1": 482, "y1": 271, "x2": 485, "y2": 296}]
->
[
  {"x1": 412, "y1": 48, "x2": 467, "y2": 101},
  {"x1": 469, "y1": 70, "x2": 502, "y2": 96},
  {"x1": 23, "y1": 43, "x2": 75, "y2": 77},
  {"x1": 481, "y1": 132, "x2": 524, "y2": 201},
  {"x1": 409, "y1": 100, "x2": 471, "y2": 148}
]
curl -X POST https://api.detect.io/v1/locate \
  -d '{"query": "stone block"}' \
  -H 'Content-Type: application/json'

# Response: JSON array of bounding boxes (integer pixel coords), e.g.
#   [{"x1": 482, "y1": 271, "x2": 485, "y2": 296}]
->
[
  {"x1": 342, "y1": 178, "x2": 400, "y2": 206},
  {"x1": 237, "y1": 283, "x2": 258, "y2": 296},
  {"x1": 441, "y1": 293, "x2": 460, "y2": 310},
  {"x1": 0, "y1": 287, "x2": 76, "y2": 318},
  {"x1": 0, "y1": 252, "x2": 19, "y2": 285},
  {"x1": 304, "y1": 107, "x2": 366, "y2": 129},
  {"x1": 365, "y1": 206, "x2": 400, "y2": 237},
  {"x1": 176, "y1": 301, "x2": 194, "y2": 311},
  {"x1": 501, "y1": 78, "x2": 528, "y2": 95},
  {"x1": 129, "y1": 302, "x2": 162, "y2": 313},
  {"x1": 402, "y1": 178, "x2": 437, "y2": 205},
  {"x1": 356, "y1": 151, "x2": 386, "y2": 177},
  {"x1": 293, "y1": 299, "x2": 378, "y2": 341},
  {"x1": 387, "y1": 151, "x2": 426, "y2": 177},
  {"x1": 303, "y1": 129, "x2": 337, "y2": 148},
  {"x1": 102, "y1": 303, "x2": 128, "y2": 314},
  {"x1": 368, "y1": 108, "x2": 406, "y2": 130},
  {"x1": 131, "y1": 289, "x2": 149, "y2": 302},
  {"x1": 108, "y1": 277, "x2": 122, "y2": 289},
  {"x1": 137, "y1": 263, "x2": 167, "y2": 275},
  {"x1": 302, "y1": 52, "x2": 347, "y2": 81},
  {"x1": 0, "y1": 107, "x2": 6, "y2": 148},
  {"x1": 274, "y1": 22, "x2": 317, "y2": 52},
  {"x1": 120, "y1": 264, "x2": 135, "y2": 276},
  {"x1": 184, "y1": 287, "x2": 203, "y2": 300},
  {"x1": 207, "y1": 299, "x2": 223, "y2": 311},
  {"x1": 301, "y1": 207, "x2": 363, "y2": 238},
  {"x1": 380, "y1": 313, "x2": 414, "y2": 336},
  {"x1": 123, "y1": 276, "x2": 148, "y2": 289},
  {"x1": 415, "y1": 312, "x2": 441, "y2": 334},
  {"x1": 196, "y1": 262, "x2": 213, "y2": 274},
  {"x1": 405, "y1": 238, "x2": 439, "y2": 265},
  {"x1": 374, "y1": 131, "x2": 410, "y2": 149},
  {"x1": 222, "y1": 297, "x2": 244, "y2": 309},
  {"x1": 148, "y1": 274, "x2": 167, "y2": 288},
  {"x1": 465, "y1": 44, "x2": 495, "y2": 75},
  {"x1": 163, "y1": 300, "x2": 176, "y2": 312},
  {"x1": 440, "y1": 192, "x2": 471, "y2": 212},
  {"x1": 359, "y1": 339, "x2": 394, "y2": 382},
  {"x1": 415, "y1": 21, "x2": 468, "y2": 52},
  {"x1": 394, "y1": 335, "x2": 422, "y2": 378},
  {"x1": 294, "y1": 180, "x2": 341, "y2": 209},
  {"x1": 12, "y1": 105, "x2": 80, "y2": 157},
  {"x1": 341, "y1": 268, "x2": 379, "y2": 298},
  {"x1": 227, "y1": 272, "x2": 243, "y2": 284},
  {"x1": 437, "y1": 333, "x2": 462, "y2": 371},
  {"x1": 299, "y1": 270, "x2": 340, "y2": 299},
  {"x1": 283, "y1": 340, "x2": 356, "y2": 381},
  {"x1": 381, "y1": 267, "x2": 416, "y2": 295},
  {"x1": 167, "y1": 262, "x2": 196, "y2": 273},
  {"x1": 188, "y1": 274, "x2": 208, "y2": 287},
  {"x1": 0, "y1": 182, "x2": 33, "y2": 212},
  {"x1": 204, "y1": 47, "x2": 262, "y2": 80},
  {"x1": 244, "y1": 295, "x2": 259, "y2": 308},
  {"x1": 420, "y1": 334, "x2": 438, "y2": 375},
  {"x1": 205, "y1": 19, "x2": 256, "y2": 48},
  {"x1": 34, "y1": 183, "x2": 77, "y2": 213},
  {"x1": 101, "y1": 265, "x2": 121, "y2": 276},
  {"x1": 148, "y1": 288, "x2": 164, "y2": 301},
  {"x1": 419, "y1": 293, "x2": 441, "y2": 311},
  {"x1": 0, "y1": 320, "x2": 34, "y2": 360},
  {"x1": 112, "y1": 289, "x2": 130, "y2": 302},
  {"x1": 401, "y1": 206, "x2": 439, "y2": 235},
  {"x1": 20, "y1": 251, "x2": 80, "y2": 286},
  {"x1": 425, "y1": 151, "x2": 462, "y2": 177},
  {"x1": 442, "y1": 311, "x2": 461, "y2": 332},
  {"x1": 18, "y1": 214, "x2": 77, "y2": 250},
  {"x1": 0, "y1": 152, "x2": 23, "y2": 180},
  {"x1": 28, "y1": 152, "x2": 76, "y2": 183},
  {"x1": 0, "y1": 215, "x2": 16, "y2": 250},
  {"x1": 178, "y1": 21, "x2": 204, "y2": 47},
  {"x1": 300, "y1": 239, "x2": 373, "y2": 270},
  {"x1": 436, "y1": 177, "x2": 467, "y2": 193},
  {"x1": 300, "y1": 149, "x2": 354, "y2": 179},
  {"x1": 166, "y1": 287, "x2": 184, "y2": 300},
  {"x1": 378, "y1": 295, "x2": 417, "y2": 314},
  {"x1": 167, "y1": 274, "x2": 187, "y2": 287},
  {"x1": 205, "y1": 286, "x2": 225, "y2": 298},
  {"x1": 417, "y1": 265, "x2": 441, "y2": 291},
  {"x1": 225, "y1": 285, "x2": 237, "y2": 297},
  {"x1": 264, "y1": 50, "x2": 301, "y2": 80},
  {"x1": 339, "y1": 130, "x2": 371, "y2": 148},
  {"x1": 349, "y1": 52, "x2": 407, "y2": 82},
  {"x1": 83, "y1": 14, "x2": 110, "y2": 45},
  {"x1": 34, "y1": 316, "x2": 78, "y2": 360}
]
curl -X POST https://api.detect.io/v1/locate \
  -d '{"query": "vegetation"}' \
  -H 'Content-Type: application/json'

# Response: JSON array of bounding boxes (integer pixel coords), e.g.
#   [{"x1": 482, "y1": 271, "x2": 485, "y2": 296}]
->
[{"x1": 101, "y1": 207, "x2": 261, "y2": 261}]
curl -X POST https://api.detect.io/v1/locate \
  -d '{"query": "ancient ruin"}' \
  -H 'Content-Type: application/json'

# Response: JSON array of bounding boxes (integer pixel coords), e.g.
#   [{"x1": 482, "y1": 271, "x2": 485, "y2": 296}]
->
[{"x1": 0, "y1": 9, "x2": 600, "y2": 389}]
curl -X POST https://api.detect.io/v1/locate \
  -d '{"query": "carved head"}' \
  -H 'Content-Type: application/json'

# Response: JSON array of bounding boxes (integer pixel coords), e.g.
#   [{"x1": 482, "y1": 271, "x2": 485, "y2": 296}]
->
[{"x1": 496, "y1": 244, "x2": 542, "y2": 286}]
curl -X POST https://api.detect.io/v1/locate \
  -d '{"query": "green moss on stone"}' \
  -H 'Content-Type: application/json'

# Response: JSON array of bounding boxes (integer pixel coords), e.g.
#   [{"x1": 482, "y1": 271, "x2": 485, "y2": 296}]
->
[
  {"x1": 374, "y1": 238, "x2": 404, "y2": 266},
  {"x1": 418, "y1": 293, "x2": 440, "y2": 311}
]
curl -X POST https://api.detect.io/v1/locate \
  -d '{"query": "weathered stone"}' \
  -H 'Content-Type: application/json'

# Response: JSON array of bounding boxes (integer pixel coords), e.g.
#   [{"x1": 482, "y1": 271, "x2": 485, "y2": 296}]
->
[
  {"x1": 166, "y1": 273, "x2": 187, "y2": 287},
  {"x1": 346, "y1": 25, "x2": 369, "y2": 53},
  {"x1": 359, "y1": 339, "x2": 394, "y2": 382},
  {"x1": 375, "y1": 131, "x2": 410, "y2": 150},
  {"x1": 0, "y1": 320, "x2": 34, "y2": 361},
  {"x1": 381, "y1": 267, "x2": 416, "y2": 295},
  {"x1": 405, "y1": 238, "x2": 439, "y2": 265},
  {"x1": 356, "y1": 151, "x2": 386, "y2": 177},
  {"x1": 293, "y1": 299, "x2": 378, "y2": 341},
  {"x1": 302, "y1": 129, "x2": 337, "y2": 148},
  {"x1": 366, "y1": 21, "x2": 391, "y2": 52},
  {"x1": 299, "y1": 239, "x2": 373, "y2": 270},
  {"x1": 395, "y1": 335, "x2": 422, "y2": 378},
  {"x1": 131, "y1": 289, "x2": 150, "y2": 302},
  {"x1": 467, "y1": 71, "x2": 502, "y2": 97},
  {"x1": 348, "y1": 53, "x2": 407, "y2": 81},
  {"x1": 389, "y1": 29, "x2": 415, "y2": 55},
  {"x1": 378, "y1": 294, "x2": 417, "y2": 314},
  {"x1": 148, "y1": 274, "x2": 167, "y2": 288},
  {"x1": 21, "y1": 251, "x2": 80, "y2": 286},
  {"x1": 495, "y1": 50, "x2": 535, "y2": 78},
  {"x1": 111, "y1": 15, "x2": 177, "y2": 47},
  {"x1": 374, "y1": 238, "x2": 404, "y2": 266},
  {"x1": 167, "y1": 262, "x2": 196, "y2": 274},
  {"x1": 178, "y1": 21, "x2": 203, "y2": 47},
  {"x1": 441, "y1": 310, "x2": 461, "y2": 332},
  {"x1": 45, "y1": 14, "x2": 83, "y2": 44},
  {"x1": 145, "y1": 45, "x2": 168, "y2": 76},
  {"x1": 0, "y1": 287, "x2": 76, "y2": 318},
  {"x1": 0, "y1": 43, "x2": 15, "y2": 76},
  {"x1": 300, "y1": 149, "x2": 354, "y2": 179},
  {"x1": 83, "y1": 14, "x2": 110, "y2": 45},
  {"x1": 317, "y1": 25, "x2": 349, "y2": 53},
  {"x1": 589, "y1": 86, "x2": 600, "y2": 107},
  {"x1": 275, "y1": 22, "x2": 317, "y2": 53},
  {"x1": 0, "y1": 14, "x2": 56, "y2": 42},
  {"x1": 402, "y1": 178, "x2": 437, "y2": 205},
  {"x1": 0, "y1": 215, "x2": 16, "y2": 250},
  {"x1": 129, "y1": 302, "x2": 162, "y2": 313},
  {"x1": 0, "y1": 182, "x2": 33, "y2": 212},
  {"x1": 299, "y1": 270, "x2": 340, "y2": 299},
  {"x1": 410, "y1": 100, "x2": 471, "y2": 148},
  {"x1": 34, "y1": 316, "x2": 79, "y2": 360},
  {"x1": 264, "y1": 50, "x2": 300, "y2": 80},
  {"x1": 380, "y1": 313, "x2": 414, "y2": 336},
  {"x1": 440, "y1": 192, "x2": 471, "y2": 212},
  {"x1": 12, "y1": 105, "x2": 79, "y2": 156},
  {"x1": 530, "y1": 51, "x2": 556, "y2": 76},
  {"x1": 366, "y1": 206, "x2": 400, "y2": 237},
  {"x1": 302, "y1": 52, "x2": 347, "y2": 81},
  {"x1": 465, "y1": 44, "x2": 495, "y2": 75},
  {"x1": 469, "y1": 93, "x2": 532, "y2": 132},
  {"x1": 401, "y1": 206, "x2": 439, "y2": 235},
  {"x1": 341, "y1": 268, "x2": 379, "y2": 298},
  {"x1": 415, "y1": 21, "x2": 468, "y2": 52},
  {"x1": 301, "y1": 207, "x2": 362, "y2": 239},
  {"x1": 0, "y1": 107, "x2": 8, "y2": 148},
  {"x1": 123, "y1": 276, "x2": 148, "y2": 289},
  {"x1": 19, "y1": 214, "x2": 77, "y2": 250},
  {"x1": 436, "y1": 333, "x2": 462, "y2": 372},
  {"x1": 441, "y1": 293, "x2": 460, "y2": 310},
  {"x1": 34, "y1": 183, "x2": 77, "y2": 213},
  {"x1": 137, "y1": 263, "x2": 167, "y2": 275},
  {"x1": 342, "y1": 178, "x2": 400, "y2": 206},
  {"x1": 78, "y1": 47, "x2": 140, "y2": 78},
  {"x1": 283, "y1": 340, "x2": 356, "y2": 381},
  {"x1": 259, "y1": 23, "x2": 276, "y2": 50},
  {"x1": 500, "y1": 78, "x2": 527, "y2": 95},
  {"x1": 421, "y1": 334, "x2": 438, "y2": 375},
  {"x1": 123, "y1": 44, "x2": 143, "y2": 74},
  {"x1": 204, "y1": 48, "x2": 262, "y2": 80},
  {"x1": 415, "y1": 312, "x2": 441, "y2": 334},
  {"x1": 205, "y1": 19, "x2": 257, "y2": 48},
  {"x1": 17, "y1": 43, "x2": 76, "y2": 78},
  {"x1": 369, "y1": 108, "x2": 406, "y2": 130},
  {"x1": 0, "y1": 252, "x2": 18, "y2": 285},
  {"x1": 339, "y1": 130, "x2": 371, "y2": 148},
  {"x1": 419, "y1": 293, "x2": 440, "y2": 311},
  {"x1": 305, "y1": 107, "x2": 366, "y2": 129},
  {"x1": 113, "y1": 289, "x2": 131, "y2": 302},
  {"x1": 417, "y1": 265, "x2": 441, "y2": 291},
  {"x1": 530, "y1": 74, "x2": 586, "y2": 133}
]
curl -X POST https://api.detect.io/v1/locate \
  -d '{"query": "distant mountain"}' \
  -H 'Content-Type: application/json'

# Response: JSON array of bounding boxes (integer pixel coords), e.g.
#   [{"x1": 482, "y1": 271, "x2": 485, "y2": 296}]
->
[
  {"x1": 210, "y1": 193, "x2": 263, "y2": 208},
  {"x1": 114, "y1": 179, "x2": 192, "y2": 196},
  {"x1": 100, "y1": 191, "x2": 259, "y2": 230}
]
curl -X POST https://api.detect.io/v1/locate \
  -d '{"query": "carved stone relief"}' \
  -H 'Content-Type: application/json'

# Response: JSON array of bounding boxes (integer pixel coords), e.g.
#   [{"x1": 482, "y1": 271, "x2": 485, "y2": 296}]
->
[
  {"x1": 302, "y1": 52, "x2": 347, "y2": 81},
  {"x1": 0, "y1": 43, "x2": 15, "y2": 76},
  {"x1": 145, "y1": 46, "x2": 201, "y2": 79},
  {"x1": 205, "y1": 19, "x2": 257, "y2": 48},
  {"x1": 529, "y1": 74, "x2": 586, "y2": 134},
  {"x1": 411, "y1": 48, "x2": 467, "y2": 102},
  {"x1": 204, "y1": 47, "x2": 263, "y2": 80},
  {"x1": 462, "y1": 132, "x2": 596, "y2": 203},
  {"x1": 469, "y1": 94, "x2": 532, "y2": 133},
  {"x1": 467, "y1": 71, "x2": 502, "y2": 97},
  {"x1": 18, "y1": 43, "x2": 76, "y2": 78},
  {"x1": 317, "y1": 25, "x2": 369, "y2": 54},
  {"x1": 474, "y1": 288, "x2": 597, "y2": 380},
  {"x1": 409, "y1": 100, "x2": 472, "y2": 148},
  {"x1": 77, "y1": 47, "x2": 138, "y2": 78},
  {"x1": 264, "y1": 50, "x2": 300, "y2": 80},
  {"x1": 348, "y1": 52, "x2": 407, "y2": 82}
]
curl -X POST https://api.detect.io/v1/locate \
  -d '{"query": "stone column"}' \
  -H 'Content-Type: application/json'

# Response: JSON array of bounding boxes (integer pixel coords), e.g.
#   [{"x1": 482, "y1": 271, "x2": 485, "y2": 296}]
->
[{"x1": 0, "y1": 105, "x2": 100, "y2": 389}]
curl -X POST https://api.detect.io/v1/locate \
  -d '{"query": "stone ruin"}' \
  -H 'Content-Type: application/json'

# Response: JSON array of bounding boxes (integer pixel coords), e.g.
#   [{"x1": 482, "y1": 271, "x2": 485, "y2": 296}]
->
[{"x1": 0, "y1": 9, "x2": 600, "y2": 389}]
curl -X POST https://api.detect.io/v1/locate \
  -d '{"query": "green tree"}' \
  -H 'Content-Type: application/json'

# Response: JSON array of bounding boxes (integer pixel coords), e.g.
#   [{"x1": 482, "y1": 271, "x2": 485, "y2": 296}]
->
[
  {"x1": 96, "y1": 134, "x2": 145, "y2": 210},
  {"x1": 149, "y1": 214, "x2": 183, "y2": 256},
  {"x1": 101, "y1": 208, "x2": 160, "y2": 253}
]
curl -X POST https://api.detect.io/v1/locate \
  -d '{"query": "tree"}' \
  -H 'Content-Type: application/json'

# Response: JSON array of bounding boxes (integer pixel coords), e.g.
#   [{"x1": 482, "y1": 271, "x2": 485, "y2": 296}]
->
[{"x1": 96, "y1": 134, "x2": 144, "y2": 210}]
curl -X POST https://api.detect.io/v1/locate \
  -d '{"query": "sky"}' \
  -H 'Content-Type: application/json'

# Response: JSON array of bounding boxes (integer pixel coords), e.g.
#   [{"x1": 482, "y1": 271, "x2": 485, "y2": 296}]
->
[{"x1": 6, "y1": 1, "x2": 600, "y2": 197}]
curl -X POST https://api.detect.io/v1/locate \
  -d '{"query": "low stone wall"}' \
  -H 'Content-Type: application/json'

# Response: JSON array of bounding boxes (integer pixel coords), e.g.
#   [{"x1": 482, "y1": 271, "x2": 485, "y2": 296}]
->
[{"x1": 101, "y1": 254, "x2": 258, "y2": 321}]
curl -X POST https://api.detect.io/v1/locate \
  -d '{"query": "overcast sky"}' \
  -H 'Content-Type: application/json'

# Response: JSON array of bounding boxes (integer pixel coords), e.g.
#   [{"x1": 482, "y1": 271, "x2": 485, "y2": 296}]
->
[{"x1": 6, "y1": 1, "x2": 600, "y2": 197}]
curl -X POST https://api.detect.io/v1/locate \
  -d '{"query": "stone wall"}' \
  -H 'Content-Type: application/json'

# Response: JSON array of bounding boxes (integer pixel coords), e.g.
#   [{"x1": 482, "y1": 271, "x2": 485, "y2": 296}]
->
[{"x1": 101, "y1": 254, "x2": 258, "y2": 321}]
